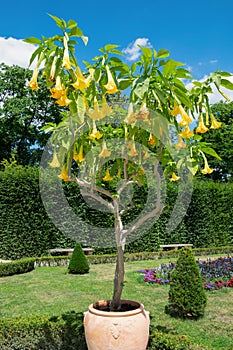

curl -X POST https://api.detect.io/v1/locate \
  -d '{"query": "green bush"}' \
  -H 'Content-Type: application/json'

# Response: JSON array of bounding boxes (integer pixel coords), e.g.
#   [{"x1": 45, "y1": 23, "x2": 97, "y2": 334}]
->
[
  {"x1": 0, "y1": 312, "x2": 87, "y2": 350},
  {"x1": 0, "y1": 315, "x2": 203, "y2": 350},
  {"x1": 148, "y1": 328, "x2": 198, "y2": 350},
  {"x1": 68, "y1": 243, "x2": 90, "y2": 274},
  {"x1": 0, "y1": 258, "x2": 35, "y2": 277},
  {"x1": 167, "y1": 248, "x2": 207, "y2": 319}
]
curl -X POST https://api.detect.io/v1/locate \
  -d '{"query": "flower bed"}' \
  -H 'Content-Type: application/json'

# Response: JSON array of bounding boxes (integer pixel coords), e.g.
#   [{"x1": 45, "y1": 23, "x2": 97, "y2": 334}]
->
[{"x1": 139, "y1": 256, "x2": 233, "y2": 290}]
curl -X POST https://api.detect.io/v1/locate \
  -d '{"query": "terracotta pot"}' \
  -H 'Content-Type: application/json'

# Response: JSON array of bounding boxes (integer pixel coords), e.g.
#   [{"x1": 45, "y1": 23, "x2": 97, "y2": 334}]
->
[{"x1": 84, "y1": 299, "x2": 150, "y2": 350}]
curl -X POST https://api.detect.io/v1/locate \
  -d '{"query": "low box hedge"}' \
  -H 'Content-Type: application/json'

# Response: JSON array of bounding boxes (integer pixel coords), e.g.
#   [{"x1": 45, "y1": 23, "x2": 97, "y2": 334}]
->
[
  {"x1": 0, "y1": 314, "x2": 200, "y2": 350},
  {"x1": 0, "y1": 258, "x2": 35, "y2": 277}
]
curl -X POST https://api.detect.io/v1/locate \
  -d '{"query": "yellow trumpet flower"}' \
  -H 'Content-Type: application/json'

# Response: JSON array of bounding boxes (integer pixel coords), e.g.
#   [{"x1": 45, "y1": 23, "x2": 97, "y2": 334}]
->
[
  {"x1": 88, "y1": 121, "x2": 103, "y2": 140},
  {"x1": 62, "y1": 36, "x2": 71, "y2": 70},
  {"x1": 210, "y1": 114, "x2": 222, "y2": 129},
  {"x1": 103, "y1": 168, "x2": 113, "y2": 181},
  {"x1": 104, "y1": 65, "x2": 118, "y2": 94},
  {"x1": 180, "y1": 125, "x2": 194, "y2": 139},
  {"x1": 28, "y1": 67, "x2": 39, "y2": 91},
  {"x1": 72, "y1": 66, "x2": 91, "y2": 91},
  {"x1": 87, "y1": 97, "x2": 112, "y2": 121},
  {"x1": 99, "y1": 141, "x2": 111, "y2": 158},
  {"x1": 73, "y1": 144, "x2": 85, "y2": 162},
  {"x1": 148, "y1": 133, "x2": 157, "y2": 146},
  {"x1": 49, "y1": 151, "x2": 60, "y2": 168},
  {"x1": 143, "y1": 150, "x2": 150, "y2": 160},
  {"x1": 169, "y1": 172, "x2": 180, "y2": 182},
  {"x1": 127, "y1": 141, "x2": 138, "y2": 156},
  {"x1": 196, "y1": 114, "x2": 209, "y2": 133},
  {"x1": 178, "y1": 105, "x2": 193, "y2": 126},
  {"x1": 50, "y1": 76, "x2": 64, "y2": 99},
  {"x1": 170, "y1": 102, "x2": 180, "y2": 117},
  {"x1": 175, "y1": 135, "x2": 186, "y2": 150},
  {"x1": 201, "y1": 154, "x2": 213, "y2": 175},
  {"x1": 56, "y1": 91, "x2": 72, "y2": 106},
  {"x1": 124, "y1": 103, "x2": 137, "y2": 124},
  {"x1": 58, "y1": 164, "x2": 70, "y2": 181},
  {"x1": 135, "y1": 101, "x2": 149, "y2": 121}
]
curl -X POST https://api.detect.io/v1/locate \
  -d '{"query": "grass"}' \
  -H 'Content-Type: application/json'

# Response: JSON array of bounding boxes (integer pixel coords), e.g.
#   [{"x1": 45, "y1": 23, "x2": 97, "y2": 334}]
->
[{"x1": 1, "y1": 257, "x2": 233, "y2": 349}]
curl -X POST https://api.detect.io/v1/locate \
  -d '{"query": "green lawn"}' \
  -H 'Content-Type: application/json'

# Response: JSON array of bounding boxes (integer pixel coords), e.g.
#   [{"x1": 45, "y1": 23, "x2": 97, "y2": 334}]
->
[{"x1": 1, "y1": 258, "x2": 233, "y2": 349}]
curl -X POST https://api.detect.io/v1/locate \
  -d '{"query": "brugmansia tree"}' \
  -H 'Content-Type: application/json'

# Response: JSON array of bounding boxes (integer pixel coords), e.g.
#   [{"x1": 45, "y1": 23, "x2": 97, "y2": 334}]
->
[
  {"x1": 167, "y1": 247, "x2": 207, "y2": 318},
  {"x1": 25, "y1": 14, "x2": 233, "y2": 311}
]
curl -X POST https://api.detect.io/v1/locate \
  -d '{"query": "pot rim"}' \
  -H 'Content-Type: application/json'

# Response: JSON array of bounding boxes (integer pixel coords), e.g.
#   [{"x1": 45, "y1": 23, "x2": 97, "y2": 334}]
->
[{"x1": 88, "y1": 299, "x2": 145, "y2": 317}]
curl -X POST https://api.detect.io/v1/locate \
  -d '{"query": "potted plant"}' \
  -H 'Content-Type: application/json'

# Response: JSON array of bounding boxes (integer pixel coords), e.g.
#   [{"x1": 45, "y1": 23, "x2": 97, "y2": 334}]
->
[{"x1": 25, "y1": 14, "x2": 232, "y2": 350}]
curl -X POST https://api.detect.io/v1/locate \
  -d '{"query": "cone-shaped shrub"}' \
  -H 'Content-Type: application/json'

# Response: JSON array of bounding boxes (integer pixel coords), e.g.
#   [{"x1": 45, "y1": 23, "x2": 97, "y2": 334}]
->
[
  {"x1": 167, "y1": 247, "x2": 207, "y2": 319},
  {"x1": 68, "y1": 243, "x2": 90, "y2": 274}
]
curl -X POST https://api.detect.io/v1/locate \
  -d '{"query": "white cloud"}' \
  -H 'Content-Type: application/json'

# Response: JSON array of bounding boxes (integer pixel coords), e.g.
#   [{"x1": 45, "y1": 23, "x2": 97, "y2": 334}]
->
[
  {"x1": 0, "y1": 37, "x2": 37, "y2": 68},
  {"x1": 210, "y1": 59, "x2": 218, "y2": 64},
  {"x1": 123, "y1": 38, "x2": 152, "y2": 61}
]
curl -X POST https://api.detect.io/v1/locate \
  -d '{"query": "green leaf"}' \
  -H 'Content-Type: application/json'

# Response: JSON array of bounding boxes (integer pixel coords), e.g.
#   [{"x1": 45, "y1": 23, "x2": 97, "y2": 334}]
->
[
  {"x1": 133, "y1": 77, "x2": 150, "y2": 99},
  {"x1": 48, "y1": 14, "x2": 66, "y2": 29},
  {"x1": 28, "y1": 46, "x2": 42, "y2": 67},
  {"x1": 140, "y1": 47, "x2": 153, "y2": 58},
  {"x1": 69, "y1": 27, "x2": 84, "y2": 37},
  {"x1": 156, "y1": 49, "x2": 170, "y2": 58},
  {"x1": 23, "y1": 37, "x2": 41, "y2": 45},
  {"x1": 220, "y1": 78, "x2": 233, "y2": 90},
  {"x1": 200, "y1": 146, "x2": 222, "y2": 160},
  {"x1": 67, "y1": 19, "x2": 77, "y2": 29},
  {"x1": 163, "y1": 59, "x2": 184, "y2": 76},
  {"x1": 104, "y1": 44, "x2": 119, "y2": 51},
  {"x1": 118, "y1": 79, "x2": 132, "y2": 90}
]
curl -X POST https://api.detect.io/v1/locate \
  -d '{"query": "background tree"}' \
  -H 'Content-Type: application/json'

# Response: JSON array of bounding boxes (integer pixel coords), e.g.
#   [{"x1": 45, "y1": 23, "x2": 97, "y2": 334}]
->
[
  {"x1": 199, "y1": 101, "x2": 233, "y2": 181},
  {"x1": 0, "y1": 63, "x2": 63, "y2": 166}
]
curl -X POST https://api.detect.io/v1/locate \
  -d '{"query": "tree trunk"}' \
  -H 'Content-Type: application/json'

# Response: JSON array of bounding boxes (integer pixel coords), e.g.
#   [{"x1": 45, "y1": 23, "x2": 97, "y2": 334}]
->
[{"x1": 110, "y1": 198, "x2": 125, "y2": 311}]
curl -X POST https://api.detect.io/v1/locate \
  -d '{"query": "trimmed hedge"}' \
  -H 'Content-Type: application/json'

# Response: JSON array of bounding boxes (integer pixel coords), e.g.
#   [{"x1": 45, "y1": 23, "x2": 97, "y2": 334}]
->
[
  {"x1": 0, "y1": 166, "x2": 232, "y2": 260},
  {"x1": 0, "y1": 315, "x2": 200, "y2": 350},
  {"x1": 0, "y1": 258, "x2": 35, "y2": 277}
]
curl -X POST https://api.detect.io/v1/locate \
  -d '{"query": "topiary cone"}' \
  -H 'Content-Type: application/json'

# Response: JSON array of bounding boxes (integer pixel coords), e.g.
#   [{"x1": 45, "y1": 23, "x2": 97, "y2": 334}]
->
[
  {"x1": 167, "y1": 247, "x2": 207, "y2": 319},
  {"x1": 68, "y1": 243, "x2": 90, "y2": 274}
]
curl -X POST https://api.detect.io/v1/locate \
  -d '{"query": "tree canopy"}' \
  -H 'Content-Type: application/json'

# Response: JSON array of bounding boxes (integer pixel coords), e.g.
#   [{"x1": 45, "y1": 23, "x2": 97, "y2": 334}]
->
[{"x1": 0, "y1": 63, "x2": 63, "y2": 166}]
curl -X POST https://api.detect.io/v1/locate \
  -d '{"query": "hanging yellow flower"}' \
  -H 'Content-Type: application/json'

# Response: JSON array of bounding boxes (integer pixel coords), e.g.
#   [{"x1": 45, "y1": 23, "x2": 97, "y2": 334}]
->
[
  {"x1": 180, "y1": 125, "x2": 194, "y2": 139},
  {"x1": 73, "y1": 144, "x2": 85, "y2": 162},
  {"x1": 49, "y1": 151, "x2": 60, "y2": 168},
  {"x1": 103, "y1": 168, "x2": 113, "y2": 181},
  {"x1": 170, "y1": 102, "x2": 180, "y2": 117},
  {"x1": 50, "y1": 76, "x2": 64, "y2": 99},
  {"x1": 28, "y1": 67, "x2": 39, "y2": 91},
  {"x1": 104, "y1": 65, "x2": 118, "y2": 94},
  {"x1": 87, "y1": 97, "x2": 112, "y2": 121},
  {"x1": 178, "y1": 105, "x2": 193, "y2": 126},
  {"x1": 196, "y1": 114, "x2": 209, "y2": 133},
  {"x1": 210, "y1": 113, "x2": 222, "y2": 129},
  {"x1": 124, "y1": 103, "x2": 137, "y2": 124},
  {"x1": 175, "y1": 135, "x2": 186, "y2": 150},
  {"x1": 201, "y1": 154, "x2": 213, "y2": 174},
  {"x1": 88, "y1": 121, "x2": 103, "y2": 140},
  {"x1": 72, "y1": 66, "x2": 91, "y2": 91},
  {"x1": 58, "y1": 164, "x2": 70, "y2": 181},
  {"x1": 135, "y1": 101, "x2": 149, "y2": 121},
  {"x1": 143, "y1": 150, "x2": 150, "y2": 160},
  {"x1": 62, "y1": 35, "x2": 71, "y2": 70},
  {"x1": 99, "y1": 141, "x2": 111, "y2": 158},
  {"x1": 148, "y1": 133, "x2": 157, "y2": 146},
  {"x1": 56, "y1": 91, "x2": 72, "y2": 106},
  {"x1": 169, "y1": 172, "x2": 180, "y2": 182},
  {"x1": 127, "y1": 141, "x2": 138, "y2": 156}
]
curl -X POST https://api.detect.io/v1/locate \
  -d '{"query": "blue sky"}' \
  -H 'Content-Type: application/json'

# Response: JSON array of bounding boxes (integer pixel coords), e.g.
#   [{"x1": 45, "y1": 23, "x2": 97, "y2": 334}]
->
[{"x1": 0, "y1": 0, "x2": 233, "y2": 82}]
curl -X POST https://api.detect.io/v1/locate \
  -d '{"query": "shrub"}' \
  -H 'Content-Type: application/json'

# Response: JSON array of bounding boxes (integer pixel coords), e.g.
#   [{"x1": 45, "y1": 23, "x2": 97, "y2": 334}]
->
[
  {"x1": 0, "y1": 258, "x2": 35, "y2": 277},
  {"x1": 167, "y1": 248, "x2": 207, "y2": 319},
  {"x1": 68, "y1": 243, "x2": 90, "y2": 274}
]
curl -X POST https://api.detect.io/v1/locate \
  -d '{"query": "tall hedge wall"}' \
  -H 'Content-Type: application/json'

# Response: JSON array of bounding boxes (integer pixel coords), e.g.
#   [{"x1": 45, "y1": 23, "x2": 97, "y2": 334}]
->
[{"x1": 0, "y1": 166, "x2": 232, "y2": 259}]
